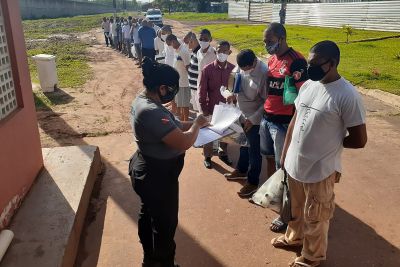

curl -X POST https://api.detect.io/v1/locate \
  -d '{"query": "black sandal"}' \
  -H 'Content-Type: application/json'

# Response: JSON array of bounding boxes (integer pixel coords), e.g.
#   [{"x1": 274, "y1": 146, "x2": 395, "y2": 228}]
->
[{"x1": 270, "y1": 217, "x2": 288, "y2": 233}]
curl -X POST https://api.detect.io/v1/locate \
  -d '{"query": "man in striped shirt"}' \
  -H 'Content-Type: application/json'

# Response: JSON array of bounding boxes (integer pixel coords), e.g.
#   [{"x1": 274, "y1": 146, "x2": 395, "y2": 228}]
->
[{"x1": 184, "y1": 32, "x2": 201, "y2": 112}]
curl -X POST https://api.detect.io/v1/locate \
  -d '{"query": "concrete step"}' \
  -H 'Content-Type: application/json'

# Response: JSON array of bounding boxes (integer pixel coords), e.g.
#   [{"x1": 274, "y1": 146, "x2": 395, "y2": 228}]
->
[{"x1": 0, "y1": 146, "x2": 101, "y2": 267}]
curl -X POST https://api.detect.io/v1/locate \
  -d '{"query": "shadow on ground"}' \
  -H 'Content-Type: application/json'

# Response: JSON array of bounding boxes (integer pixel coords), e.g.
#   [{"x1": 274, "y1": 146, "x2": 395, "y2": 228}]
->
[{"x1": 36, "y1": 103, "x2": 400, "y2": 267}]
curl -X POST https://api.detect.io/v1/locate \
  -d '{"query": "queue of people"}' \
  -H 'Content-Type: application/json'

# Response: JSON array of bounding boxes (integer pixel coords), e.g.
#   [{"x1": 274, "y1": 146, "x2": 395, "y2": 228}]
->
[{"x1": 104, "y1": 17, "x2": 369, "y2": 267}]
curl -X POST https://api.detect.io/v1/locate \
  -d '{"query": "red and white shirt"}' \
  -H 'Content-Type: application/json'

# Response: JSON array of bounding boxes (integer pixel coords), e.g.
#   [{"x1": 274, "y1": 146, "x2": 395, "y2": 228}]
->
[{"x1": 264, "y1": 48, "x2": 308, "y2": 124}]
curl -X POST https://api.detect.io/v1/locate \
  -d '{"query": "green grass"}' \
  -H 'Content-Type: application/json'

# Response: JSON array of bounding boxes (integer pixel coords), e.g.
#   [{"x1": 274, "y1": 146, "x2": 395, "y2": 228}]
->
[
  {"x1": 23, "y1": 13, "x2": 128, "y2": 39},
  {"x1": 195, "y1": 24, "x2": 400, "y2": 95},
  {"x1": 164, "y1": 12, "x2": 230, "y2": 22}
]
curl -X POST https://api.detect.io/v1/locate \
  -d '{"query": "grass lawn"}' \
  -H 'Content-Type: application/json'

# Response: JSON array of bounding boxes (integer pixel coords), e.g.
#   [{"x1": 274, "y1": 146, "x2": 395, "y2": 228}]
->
[
  {"x1": 194, "y1": 24, "x2": 400, "y2": 95},
  {"x1": 164, "y1": 12, "x2": 230, "y2": 22},
  {"x1": 23, "y1": 13, "x2": 125, "y2": 108}
]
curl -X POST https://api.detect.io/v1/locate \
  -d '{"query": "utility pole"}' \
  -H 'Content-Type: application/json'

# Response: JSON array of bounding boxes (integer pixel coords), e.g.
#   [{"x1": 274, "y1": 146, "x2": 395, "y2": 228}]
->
[
  {"x1": 113, "y1": 0, "x2": 117, "y2": 18},
  {"x1": 279, "y1": 0, "x2": 287, "y2": 25}
]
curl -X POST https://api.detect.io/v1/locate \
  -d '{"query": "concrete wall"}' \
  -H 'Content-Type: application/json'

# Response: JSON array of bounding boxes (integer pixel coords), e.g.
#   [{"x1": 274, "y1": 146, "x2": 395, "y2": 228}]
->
[
  {"x1": 19, "y1": 0, "x2": 115, "y2": 20},
  {"x1": 0, "y1": 0, "x2": 43, "y2": 230}
]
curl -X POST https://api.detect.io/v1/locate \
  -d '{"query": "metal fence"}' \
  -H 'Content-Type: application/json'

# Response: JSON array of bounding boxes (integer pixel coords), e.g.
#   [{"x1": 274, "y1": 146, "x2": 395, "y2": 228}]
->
[{"x1": 229, "y1": 0, "x2": 400, "y2": 32}]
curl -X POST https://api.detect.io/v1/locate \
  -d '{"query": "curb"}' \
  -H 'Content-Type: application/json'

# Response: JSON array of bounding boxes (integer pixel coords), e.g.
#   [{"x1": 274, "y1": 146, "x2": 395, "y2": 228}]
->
[{"x1": 358, "y1": 87, "x2": 400, "y2": 110}]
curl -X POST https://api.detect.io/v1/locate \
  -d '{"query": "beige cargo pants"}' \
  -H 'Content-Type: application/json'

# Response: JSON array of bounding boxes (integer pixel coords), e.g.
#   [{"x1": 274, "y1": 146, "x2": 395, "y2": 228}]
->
[{"x1": 284, "y1": 172, "x2": 339, "y2": 261}]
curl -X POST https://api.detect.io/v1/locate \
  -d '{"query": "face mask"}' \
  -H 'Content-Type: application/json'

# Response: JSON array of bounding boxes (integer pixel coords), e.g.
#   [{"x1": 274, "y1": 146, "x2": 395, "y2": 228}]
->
[
  {"x1": 161, "y1": 34, "x2": 168, "y2": 41},
  {"x1": 159, "y1": 86, "x2": 179, "y2": 104},
  {"x1": 307, "y1": 60, "x2": 330, "y2": 81},
  {"x1": 124, "y1": 22, "x2": 128, "y2": 25},
  {"x1": 266, "y1": 41, "x2": 280, "y2": 55},
  {"x1": 217, "y1": 53, "x2": 229, "y2": 63},
  {"x1": 199, "y1": 41, "x2": 210, "y2": 50}
]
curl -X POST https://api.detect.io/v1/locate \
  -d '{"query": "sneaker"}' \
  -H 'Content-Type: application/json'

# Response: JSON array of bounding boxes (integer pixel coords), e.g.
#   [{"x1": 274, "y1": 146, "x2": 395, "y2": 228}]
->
[
  {"x1": 218, "y1": 155, "x2": 232, "y2": 166},
  {"x1": 204, "y1": 157, "x2": 212, "y2": 169},
  {"x1": 224, "y1": 170, "x2": 247, "y2": 180},
  {"x1": 237, "y1": 183, "x2": 258, "y2": 198}
]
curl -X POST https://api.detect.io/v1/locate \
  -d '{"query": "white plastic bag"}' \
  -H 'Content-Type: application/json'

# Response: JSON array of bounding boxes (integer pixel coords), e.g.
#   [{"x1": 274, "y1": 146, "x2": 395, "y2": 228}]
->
[{"x1": 250, "y1": 168, "x2": 284, "y2": 212}]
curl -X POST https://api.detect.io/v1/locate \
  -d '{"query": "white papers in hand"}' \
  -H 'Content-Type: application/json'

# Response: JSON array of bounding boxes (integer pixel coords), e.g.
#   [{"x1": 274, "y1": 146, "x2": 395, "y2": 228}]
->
[
  {"x1": 193, "y1": 127, "x2": 234, "y2": 148},
  {"x1": 208, "y1": 104, "x2": 242, "y2": 134}
]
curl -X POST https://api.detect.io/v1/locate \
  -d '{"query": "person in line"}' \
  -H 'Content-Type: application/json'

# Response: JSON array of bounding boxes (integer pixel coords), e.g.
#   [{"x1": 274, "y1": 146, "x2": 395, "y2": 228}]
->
[
  {"x1": 166, "y1": 34, "x2": 191, "y2": 122},
  {"x1": 112, "y1": 17, "x2": 121, "y2": 51},
  {"x1": 139, "y1": 20, "x2": 157, "y2": 61},
  {"x1": 129, "y1": 58, "x2": 208, "y2": 267},
  {"x1": 160, "y1": 25, "x2": 177, "y2": 114},
  {"x1": 197, "y1": 29, "x2": 216, "y2": 81},
  {"x1": 109, "y1": 18, "x2": 116, "y2": 49},
  {"x1": 225, "y1": 49, "x2": 267, "y2": 197},
  {"x1": 199, "y1": 41, "x2": 234, "y2": 169},
  {"x1": 185, "y1": 32, "x2": 201, "y2": 112},
  {"x1": 117, "y1": 17, "x2": 123, "y2": 52},
  {"x1": 154, "y1": 29, "x2": 166, "y2": 63},
  {"x1": 149, "y1": 21, "x2": 161, "y2": 34},
  {"x1": 160, "y1": 25, "x2": 175, "y2": 67},
  {"x1": 101, "y1": 17, "x2": 112, "y2": 47},
  {"x1": 131, "y1": 19, "x2": 142, "y2": 65},
  {"x1": 261, "y1": 22, "x2": 308, "y2": 233},
  {"x1": 272, "y1": 40, "x2": 367, "y2": 267},
  {"x1": 122, "y1": 19, "x2": 133, "y2": 58}
]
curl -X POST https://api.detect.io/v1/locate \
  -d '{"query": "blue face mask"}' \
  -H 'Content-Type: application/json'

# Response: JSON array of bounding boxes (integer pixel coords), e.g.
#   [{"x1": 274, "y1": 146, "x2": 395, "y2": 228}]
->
[{"x1": 266, "y1": 41, "x2": 280, "y2": 55}]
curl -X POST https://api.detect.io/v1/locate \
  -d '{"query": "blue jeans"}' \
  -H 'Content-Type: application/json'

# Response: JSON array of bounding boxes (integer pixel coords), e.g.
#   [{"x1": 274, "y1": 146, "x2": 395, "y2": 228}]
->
[
  {"x1": 259, "y1": 117, "x2": 288, "y2": 170},
  {"x1": 236, "y1": 125, "x2": 262, "y2": 186}
]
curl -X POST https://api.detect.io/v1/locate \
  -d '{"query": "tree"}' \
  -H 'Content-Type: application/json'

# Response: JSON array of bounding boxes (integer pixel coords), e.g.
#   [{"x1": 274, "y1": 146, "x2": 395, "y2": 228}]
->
[{"x1": 342, "y1": 25, "x2": 354, "y2": 44}]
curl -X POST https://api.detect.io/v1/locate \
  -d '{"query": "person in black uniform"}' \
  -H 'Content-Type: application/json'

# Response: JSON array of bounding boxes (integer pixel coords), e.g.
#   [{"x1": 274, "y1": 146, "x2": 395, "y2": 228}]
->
[{"x1": 129, "y1": 57, "x2": 208, "y2": 267}]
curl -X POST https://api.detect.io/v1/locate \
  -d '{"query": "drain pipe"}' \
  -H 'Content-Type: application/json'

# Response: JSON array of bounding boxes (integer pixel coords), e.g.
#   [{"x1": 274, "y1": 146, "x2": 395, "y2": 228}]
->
[{"x1": 0, "y1": 230, "x2": 14, "y2": 262}]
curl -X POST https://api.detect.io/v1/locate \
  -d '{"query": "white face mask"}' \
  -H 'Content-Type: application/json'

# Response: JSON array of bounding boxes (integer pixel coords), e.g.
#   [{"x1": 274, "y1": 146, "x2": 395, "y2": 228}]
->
[
  {"x1": 199, "y1": 41, "x2": 210, "y2": 50},
  {"x1": 217, "y1": 53, "x2": 229, "y2": 63},
  {"x1": 161, "y1": 34, "x2": 168, "y2": 41}
]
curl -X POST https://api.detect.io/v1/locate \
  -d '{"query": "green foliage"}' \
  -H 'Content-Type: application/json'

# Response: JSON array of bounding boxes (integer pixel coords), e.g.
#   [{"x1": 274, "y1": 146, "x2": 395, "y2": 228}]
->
[
  {"x1": 342, "y1": 25, "x2": 354, "y2": 43},
  {"x1": 195, "y1": 24, "x2": 400, "y2": 95}
]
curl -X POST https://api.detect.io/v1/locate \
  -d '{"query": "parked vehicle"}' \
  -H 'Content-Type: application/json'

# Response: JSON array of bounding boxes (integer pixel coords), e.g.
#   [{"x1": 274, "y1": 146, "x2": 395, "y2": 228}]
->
[{"x1": 145, "y1": 9, "x2": 163, "y2": 27}]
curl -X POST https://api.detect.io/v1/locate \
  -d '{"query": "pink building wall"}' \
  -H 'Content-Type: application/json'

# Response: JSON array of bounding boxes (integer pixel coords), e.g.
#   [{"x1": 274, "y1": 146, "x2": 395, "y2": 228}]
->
[{"x1": 0, "y1": 0, "x2": 43, "y2": 229}]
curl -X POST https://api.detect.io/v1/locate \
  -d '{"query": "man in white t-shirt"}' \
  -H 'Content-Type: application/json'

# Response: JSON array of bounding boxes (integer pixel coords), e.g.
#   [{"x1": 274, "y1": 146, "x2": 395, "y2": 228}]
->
[
  {"x1": 154, "y1": 29, "x2": 165, "y2": 63},
  {"x1": 166, "y1": 34, "x2": 191, "y2": 121},
  {"x1": 122, "y1": 19, "x2": 133, "y2": 58},
  {"x1": 196, "y1": 29, "x2": 216, "y2": 89},
  {"x1": 273, "y1": 41, "x2": 367, "y2": 267}
]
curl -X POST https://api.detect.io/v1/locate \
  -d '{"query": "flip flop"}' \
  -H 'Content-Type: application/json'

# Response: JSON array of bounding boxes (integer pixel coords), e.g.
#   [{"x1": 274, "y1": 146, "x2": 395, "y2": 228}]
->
[
  {"x1": 289, "y1": 256, "x2": 320, "y2": 267},
  {"x1": 271, "y1": 236, "x2": 302, "y2": 248},
  {"x1": 270, "y1": 217, "x2": 288, "y2": 232}
]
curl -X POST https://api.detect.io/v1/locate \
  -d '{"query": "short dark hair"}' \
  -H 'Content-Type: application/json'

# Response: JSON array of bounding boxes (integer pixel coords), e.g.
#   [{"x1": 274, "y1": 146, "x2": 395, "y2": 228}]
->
[
  {"x1": 310, "y1": 40, "x2": 341, "y2": 66},
  {"x1": 237, "y1": 49, "x2": 256, "y2": 68},
  {"x1": 267, "y1": 22, "x2": 286, "y2": 39},
  {"x1": 218, "y1": 40, "x2": 230, "y2": 49},
  {"x1": 142, "y1": 57, "x2": 180, "y2": 91},
  {"x1": 165, "y1": 34, "x2": 178, "y2": 42},
  {"x1": 200, "y1": 29, "x2": 212, "y2": 38}
]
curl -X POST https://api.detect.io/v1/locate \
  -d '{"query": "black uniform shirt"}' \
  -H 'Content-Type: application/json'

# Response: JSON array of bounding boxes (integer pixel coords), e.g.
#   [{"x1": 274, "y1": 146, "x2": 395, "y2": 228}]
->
[{"x1": 130, "y1": 94, "x2": 183, "y2": 159}]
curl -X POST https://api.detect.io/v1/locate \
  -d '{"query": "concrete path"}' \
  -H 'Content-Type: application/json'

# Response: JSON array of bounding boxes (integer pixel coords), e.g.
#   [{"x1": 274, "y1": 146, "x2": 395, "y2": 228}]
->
[{"x1": 35, "y1": 24, "x2": 400, "y2": 267}]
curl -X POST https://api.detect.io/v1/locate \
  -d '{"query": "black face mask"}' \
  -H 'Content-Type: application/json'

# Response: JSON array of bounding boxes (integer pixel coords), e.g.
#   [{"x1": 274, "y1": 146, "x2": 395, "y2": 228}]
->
[
  {"x1": 265, "y1": 40, "x2": 280, "y2": 55},
  {"x1": 158, "y1": 85, "x2": 179, "y2": 104},
  {"x1": 307, "y1": 60, "x2": 331, "y2": 81}
]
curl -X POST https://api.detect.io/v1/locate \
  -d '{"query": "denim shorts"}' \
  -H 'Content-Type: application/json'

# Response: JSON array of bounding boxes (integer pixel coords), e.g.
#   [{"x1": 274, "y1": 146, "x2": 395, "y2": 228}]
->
[{"x1": 259, "y1": 117, "x2": 289, "y2": 169}]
